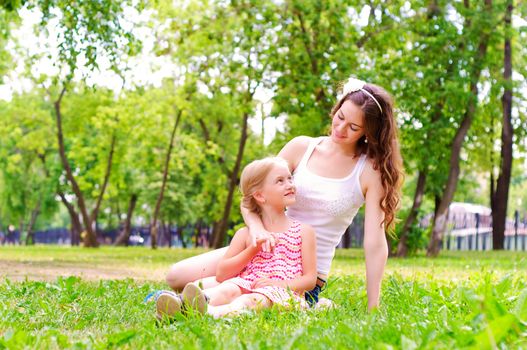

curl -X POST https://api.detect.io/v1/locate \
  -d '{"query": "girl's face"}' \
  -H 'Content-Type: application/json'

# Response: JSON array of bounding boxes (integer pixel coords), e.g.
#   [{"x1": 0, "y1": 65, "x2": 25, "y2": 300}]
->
[
  {"x1": 258, "y1": 163, "x2": 296, "y2": 208},
  {"x1": 331, "y1": 100, "x2": 366, "y2": 145}
]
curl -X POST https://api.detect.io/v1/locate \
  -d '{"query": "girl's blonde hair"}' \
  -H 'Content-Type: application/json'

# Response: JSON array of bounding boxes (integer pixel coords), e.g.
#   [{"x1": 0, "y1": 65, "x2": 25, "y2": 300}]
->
[{"x1": 240, "y1": 157, "x2": 289, "y2": 215}]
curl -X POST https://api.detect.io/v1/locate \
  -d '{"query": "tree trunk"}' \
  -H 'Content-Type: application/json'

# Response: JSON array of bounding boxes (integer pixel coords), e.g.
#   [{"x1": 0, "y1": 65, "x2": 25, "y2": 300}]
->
[
  {"x1": 176, "y1": 225, "x2": 186, "y2": 248},
  {"x1": 90, "y1": 134, "x2": 116, "y2": 226},
  {"x1": 212, "y1": 112, "x2": 250, "y2": 248},
  {"x1": 150, "y1": 109, "x2": 182, "y2": 249},
  {"x1": 492, "y1": 0, "x2": 513, "y2": 250},
  {"x1": 427, "y1": 195, "x2": 444, "y2": 254},
  {"x1": 166, "y1": 222, "x2": 172, "y2": 248},
  {"x1": 490, "y1": 134, "x2": 496, "y2": 212},
  {"x1": 114, "y1": 193, "x2": 138, "y2": 246},
  {"x1": 427, "y1": 1, "x2": 492, "y2": 256},
  {"x1": 36, "y1": 153, "x2": 81, "y2": 246},
  {"x1": 25, "y1": 202, "x2": 41, "y2": 245},
  {"x1": 58, "y1": 192, "x2": 82, "y2": 246},
  {"x1": 396, "y1": 170, "x2": 427, "y2": 257},
  {"x1": 53, "y1": 87, "x2": 98, "y2": 247},
  {"x1": 194, "y1": 220, "x2": 202, "y2": 248},
  {"x1": 18, "y1": 219, "x2": 24, "y2": 245},
  {"x1": 159, "y1": 220, "x2": 166, "y2": 246}
]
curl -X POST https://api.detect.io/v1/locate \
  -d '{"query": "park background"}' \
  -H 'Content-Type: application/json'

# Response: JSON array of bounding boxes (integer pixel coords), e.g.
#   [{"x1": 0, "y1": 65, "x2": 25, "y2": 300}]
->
[{"x1": 1, "y1": 0, "x2": 527, "y2": 349}]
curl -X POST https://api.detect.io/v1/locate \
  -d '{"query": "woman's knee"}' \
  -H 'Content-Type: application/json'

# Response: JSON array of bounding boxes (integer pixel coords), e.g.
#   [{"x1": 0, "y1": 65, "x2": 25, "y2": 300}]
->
[
  {"x1": 165, "y1": 248, "x2": 228, "y2": 291},
  {"x1": 165, "y1": 263, "x2": 191, "y2": 291}
]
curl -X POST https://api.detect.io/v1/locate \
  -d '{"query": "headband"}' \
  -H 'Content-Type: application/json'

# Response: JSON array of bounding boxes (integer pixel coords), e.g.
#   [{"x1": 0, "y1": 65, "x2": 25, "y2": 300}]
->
[{"x1": 338, "y1": 78, "x2": 383, "y2": 113}]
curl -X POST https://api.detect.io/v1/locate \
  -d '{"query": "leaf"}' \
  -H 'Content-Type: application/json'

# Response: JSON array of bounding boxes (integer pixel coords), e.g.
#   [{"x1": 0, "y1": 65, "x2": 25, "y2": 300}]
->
[
  {"x1": 470, "y1": 314, "x2": 519, "y2": 350},
  {"x1": 514, "y1": 289, "x2": 527, "y2": 324},
  {"x1": 106, "y1": 329, "x2": 137, "y2": 347},
  {"x1": 401, "y1": 335, "x2": 418, "y2": 350}
]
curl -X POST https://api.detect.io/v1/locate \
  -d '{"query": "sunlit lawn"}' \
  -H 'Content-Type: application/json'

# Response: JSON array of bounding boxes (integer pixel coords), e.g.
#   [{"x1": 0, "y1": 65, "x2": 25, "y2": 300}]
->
[{"x1": 1, "y1": 245, "x2": 526, "y2": 349}]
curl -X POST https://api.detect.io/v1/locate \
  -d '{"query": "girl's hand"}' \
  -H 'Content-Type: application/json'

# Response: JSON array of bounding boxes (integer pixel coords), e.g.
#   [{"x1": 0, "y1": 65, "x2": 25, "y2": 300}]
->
[
  {"x1": 251, "y1": 278, "x2": 285, "y2": 289},
  {"x1": 248, "y1": 228, "x2": 276, "y2": 252}
]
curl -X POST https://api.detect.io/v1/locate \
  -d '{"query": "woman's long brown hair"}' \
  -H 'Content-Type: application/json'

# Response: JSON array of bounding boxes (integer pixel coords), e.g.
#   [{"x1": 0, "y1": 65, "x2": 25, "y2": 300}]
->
[{"x1": 330, "y1": 83, "x2": 403, "y2": 233}]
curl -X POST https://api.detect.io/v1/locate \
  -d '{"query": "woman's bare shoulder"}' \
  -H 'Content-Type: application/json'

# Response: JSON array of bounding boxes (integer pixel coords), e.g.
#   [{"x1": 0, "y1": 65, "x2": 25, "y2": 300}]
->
[
  {"x1": 361, "y1": 157, "x2": 382, "y2": 194},
  {"x1": 278, "y1": 136, "x2": 313, "y2": 170},
  {"x1": 282, "y1": 136, "x2": 312, "y2": 152}
]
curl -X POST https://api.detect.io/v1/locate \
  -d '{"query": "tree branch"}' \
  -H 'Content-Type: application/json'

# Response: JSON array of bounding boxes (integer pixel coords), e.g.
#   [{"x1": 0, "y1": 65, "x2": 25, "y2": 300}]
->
[{"x1": 90, "y1": 133, "x2": 117, "y2": 223}]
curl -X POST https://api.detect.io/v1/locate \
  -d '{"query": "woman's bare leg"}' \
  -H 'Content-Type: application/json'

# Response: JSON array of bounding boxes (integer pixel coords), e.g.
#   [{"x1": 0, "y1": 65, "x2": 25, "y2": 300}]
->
[
  {"x1": 166, "y1": 247, "x2": 228, "y2": 291},
  {"x1": 208, "y1": 293, "x2": 271, "y2": 318},
  {"x1": 193, "y1": 276, "x2": 221, "y2": 290}
]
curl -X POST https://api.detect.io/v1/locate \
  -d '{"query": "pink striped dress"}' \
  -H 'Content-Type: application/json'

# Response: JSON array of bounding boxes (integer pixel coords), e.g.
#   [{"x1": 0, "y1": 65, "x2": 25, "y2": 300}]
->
[{"x1": 226, "y1": 220, "x2": 308, "y2": 308}]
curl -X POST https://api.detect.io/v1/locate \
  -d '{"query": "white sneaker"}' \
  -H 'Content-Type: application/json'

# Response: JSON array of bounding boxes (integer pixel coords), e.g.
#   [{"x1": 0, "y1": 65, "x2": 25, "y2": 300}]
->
[
  {"x1": 315, "y1": 297, "x2": 336, "y2": 310},
  {"x1": 181, "y1": 282, "x2": 208, "y2": 314},
  {"x1": 155, "y1": 291, "x2": 183, "y2": 320}
]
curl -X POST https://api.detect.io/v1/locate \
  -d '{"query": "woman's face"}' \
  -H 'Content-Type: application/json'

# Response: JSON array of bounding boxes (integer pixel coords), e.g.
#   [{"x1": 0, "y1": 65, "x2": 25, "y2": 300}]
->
[{"x1": 330, "y1": 100, "x2": 366, "y2": 145}]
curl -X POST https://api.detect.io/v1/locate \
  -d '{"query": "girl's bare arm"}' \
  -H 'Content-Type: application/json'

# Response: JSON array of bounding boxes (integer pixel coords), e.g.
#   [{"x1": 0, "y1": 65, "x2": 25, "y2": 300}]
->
[{"x1": 216, "y1": 228, "x2": 261, "y2": 282}]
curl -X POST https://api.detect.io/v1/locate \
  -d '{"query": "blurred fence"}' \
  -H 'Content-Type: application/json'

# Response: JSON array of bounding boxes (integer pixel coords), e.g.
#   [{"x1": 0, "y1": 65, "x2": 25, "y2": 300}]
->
[
  {"x1": 442, "y1": 210, "x2": 527, "y2": 251},
  {"x1": 0, "y1": 223, "x2": 212, "y2": 247},
  {"x1": 1, "y1": 203, "x2": 525, "y2": 251}
]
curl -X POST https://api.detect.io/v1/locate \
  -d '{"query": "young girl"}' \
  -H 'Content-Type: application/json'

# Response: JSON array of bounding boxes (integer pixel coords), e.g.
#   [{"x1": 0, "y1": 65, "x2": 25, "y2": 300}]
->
[{"x1": 156, "y1": 157, "x2": 317, "y2": 319}]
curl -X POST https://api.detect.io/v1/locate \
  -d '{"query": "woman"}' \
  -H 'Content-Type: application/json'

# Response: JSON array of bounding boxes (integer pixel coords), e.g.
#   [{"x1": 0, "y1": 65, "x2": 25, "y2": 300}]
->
[{"x1": 166, "y1": 77, "x2": 403, "y2": 310}]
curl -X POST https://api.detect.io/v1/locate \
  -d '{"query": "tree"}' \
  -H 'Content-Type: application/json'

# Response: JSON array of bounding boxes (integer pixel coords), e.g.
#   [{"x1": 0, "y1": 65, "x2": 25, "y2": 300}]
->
[
  {"x1": 491, "y1": 0, "x2": 513, "y2": 250},
  {"x1": 387, "y1": 0, "x2": 470, "y2": 256},
  {"x1": 14, "y1": 0, "x2": 145, "y2": 246},
  {"x1": 0, "y1": 92, "x2": 58, "y2": 244},
  {"x1": 427, "y1": 0, "x2": 495, "y2": 256},
  {"x1": 148, "y1": 87, "x2": 187, "y2": 249}
]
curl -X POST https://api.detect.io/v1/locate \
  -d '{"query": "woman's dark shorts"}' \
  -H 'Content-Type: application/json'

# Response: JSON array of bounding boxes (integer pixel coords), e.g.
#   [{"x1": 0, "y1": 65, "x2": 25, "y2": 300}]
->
[{"x1": 304, "y1": 277, "x2": 326, "y2": 307}]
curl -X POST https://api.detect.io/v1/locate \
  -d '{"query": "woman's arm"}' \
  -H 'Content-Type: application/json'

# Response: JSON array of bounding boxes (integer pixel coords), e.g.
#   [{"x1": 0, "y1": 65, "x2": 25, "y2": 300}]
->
[
  {"x1": 363, "y1": 166, "x2": 389, "y2": 311},
  {"x1": 240, "y1": 205, "x2": 275, "y2": 252},
  {"x1": 216, "y1": 227, "x2": 261, "y2": 282},
  {"x1": 294, "y1": 223, "x2": 317, "y2": 292},
  {"x1": 241, "y1": 136, "x2": 311, "y2": 252},
  {"x1": 252, "y1": 223, "x2": 317, "y2": 294}
]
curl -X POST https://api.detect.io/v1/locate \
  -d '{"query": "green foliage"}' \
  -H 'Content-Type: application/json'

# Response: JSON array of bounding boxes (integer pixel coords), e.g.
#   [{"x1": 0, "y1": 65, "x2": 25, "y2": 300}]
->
[
  {"x1": 34, "y1": 0, "x2": 144, "y2": 80},
  {"x1": 0, "y1": 92, "x2": 58, "y2": 235}
]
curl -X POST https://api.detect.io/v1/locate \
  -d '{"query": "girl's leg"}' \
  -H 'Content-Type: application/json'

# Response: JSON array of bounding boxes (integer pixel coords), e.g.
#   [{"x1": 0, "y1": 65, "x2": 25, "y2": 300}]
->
[
  {"x1": 208, "y1": 293, "x2": 271, "y2": 318},
  {"x1": 204, "y1": 282, "x2": 243, "y2": 306},
  {"x1": 166, "y1": 247, "x2": 228, "y2": 291}
]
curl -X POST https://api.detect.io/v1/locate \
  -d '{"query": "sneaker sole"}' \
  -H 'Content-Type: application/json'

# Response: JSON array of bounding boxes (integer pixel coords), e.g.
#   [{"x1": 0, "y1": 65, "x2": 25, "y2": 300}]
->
[
  {"x1": 182, "y1": 283, "x2": 208, "y2": 314},
  {"x1": 156, "y1": 293, "x2": 182, "y2": 320}
]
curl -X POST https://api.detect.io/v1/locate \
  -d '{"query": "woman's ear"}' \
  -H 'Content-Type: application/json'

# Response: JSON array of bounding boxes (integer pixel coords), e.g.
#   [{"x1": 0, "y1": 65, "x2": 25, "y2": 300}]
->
[{"x1": 253, "y1": 191, "x2": 266, "y2": 204}]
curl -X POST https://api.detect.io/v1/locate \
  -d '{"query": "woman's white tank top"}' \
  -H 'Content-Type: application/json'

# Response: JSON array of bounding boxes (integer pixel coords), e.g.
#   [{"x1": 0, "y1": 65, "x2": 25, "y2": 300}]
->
[{"x1": 286, "y1": 136, "x2": 367, "y2": 275}]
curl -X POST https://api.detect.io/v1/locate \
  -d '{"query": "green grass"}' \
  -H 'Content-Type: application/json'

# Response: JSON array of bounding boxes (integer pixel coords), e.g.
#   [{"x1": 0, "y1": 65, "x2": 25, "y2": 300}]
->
[{"x1": 1, "y1": 246, "x2": 526, "y2": 349}]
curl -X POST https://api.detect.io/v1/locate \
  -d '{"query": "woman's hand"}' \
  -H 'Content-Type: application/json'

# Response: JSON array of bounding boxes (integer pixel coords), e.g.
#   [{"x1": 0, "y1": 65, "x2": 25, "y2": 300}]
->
[
  {"x1": 251, "y1": 278, "x2": 285, "y2": 289},
  {"x1": 240, "y1": 204, "x2": 277, "y2": 252},
  {"x1": 247, "y1": 227, "x2": 276, "y2": 252}
]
